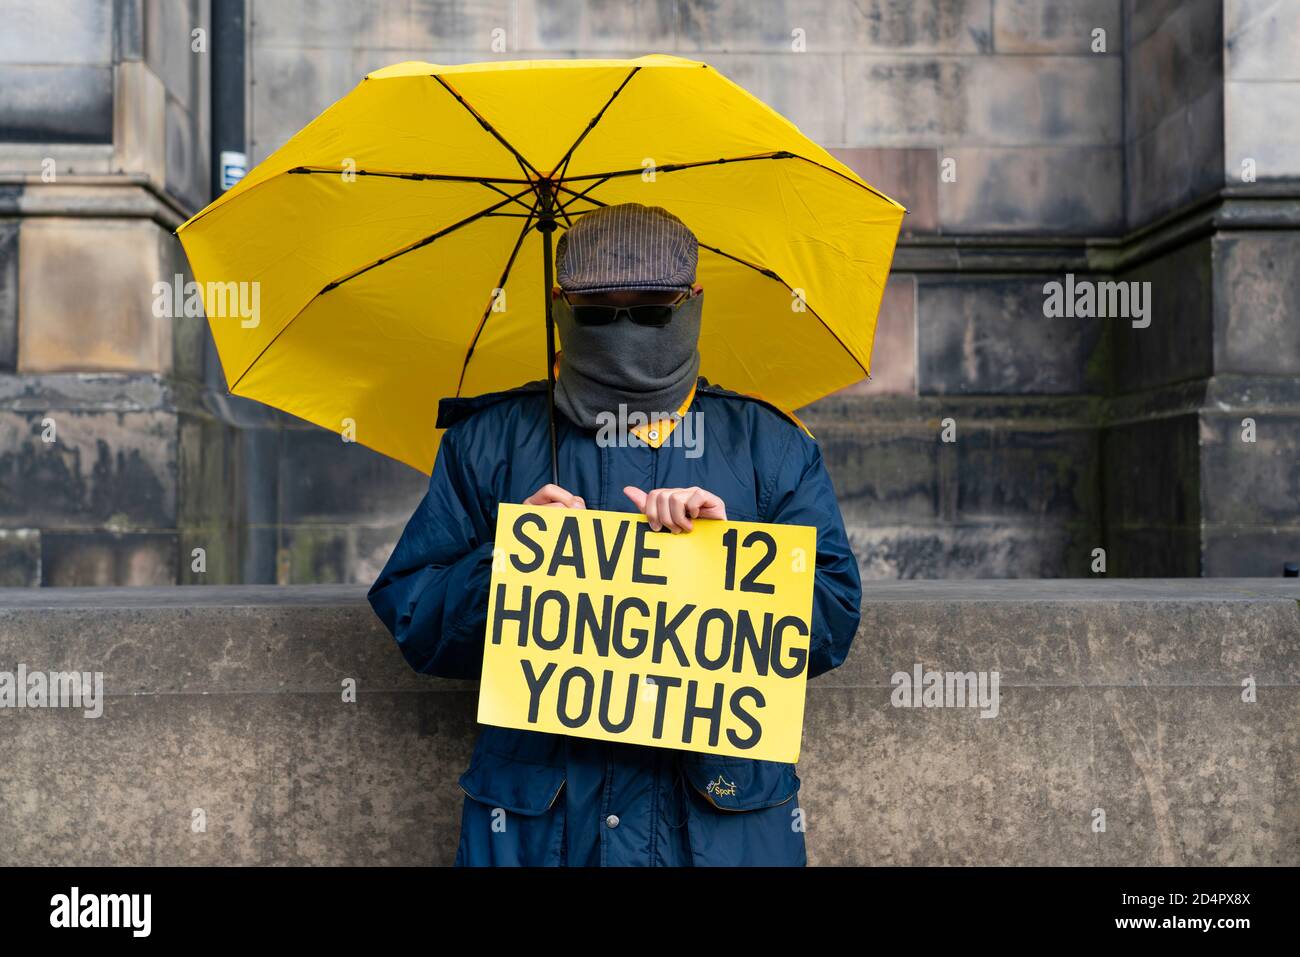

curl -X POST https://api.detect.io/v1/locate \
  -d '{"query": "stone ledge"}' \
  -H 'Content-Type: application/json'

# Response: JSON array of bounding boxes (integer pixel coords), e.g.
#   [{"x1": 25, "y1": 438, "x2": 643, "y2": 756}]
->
[
  {"x1": 3, "y1": 577, "x2": 1296, "y2": 607},
  {"x1": 0, "y1": 175, "x2": 191, "y2": 229},
  {"x1": 0, "y1": 580, "x2": 1296, "y2": 865}
]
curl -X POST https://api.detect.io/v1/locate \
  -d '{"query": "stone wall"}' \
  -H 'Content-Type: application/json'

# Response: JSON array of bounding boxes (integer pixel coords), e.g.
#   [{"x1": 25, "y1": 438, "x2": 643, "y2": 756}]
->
[
  {"x1": 0, "y1": 0, "x2": 216, "y2": 586},
  {"x1": 1, "y1": 0, "x2": 1298, "y2": 584}
]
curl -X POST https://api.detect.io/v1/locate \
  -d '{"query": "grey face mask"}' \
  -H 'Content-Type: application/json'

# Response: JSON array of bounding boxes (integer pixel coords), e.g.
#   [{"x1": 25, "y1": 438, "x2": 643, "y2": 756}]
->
[{"x1": 552, "y1": 292, "x2": 703, "y2": 431}]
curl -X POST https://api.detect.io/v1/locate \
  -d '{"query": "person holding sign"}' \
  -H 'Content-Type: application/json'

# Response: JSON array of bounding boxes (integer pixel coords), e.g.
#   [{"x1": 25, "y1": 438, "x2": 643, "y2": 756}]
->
[{"x1": 368, "y1": 203, "x2": 861, "y2": 866}]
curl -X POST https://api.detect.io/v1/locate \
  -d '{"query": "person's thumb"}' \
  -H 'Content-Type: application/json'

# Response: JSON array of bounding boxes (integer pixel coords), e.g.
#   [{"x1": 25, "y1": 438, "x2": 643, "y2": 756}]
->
[{"x1": 622, "y1": 486, "x2": 648, "y2": 511}]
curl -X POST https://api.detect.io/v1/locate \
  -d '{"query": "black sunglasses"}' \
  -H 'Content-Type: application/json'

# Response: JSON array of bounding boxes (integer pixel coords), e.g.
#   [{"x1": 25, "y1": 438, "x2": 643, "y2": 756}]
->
[{"x1": 561, "y1": 290, "x2": 695, "y2": 327}]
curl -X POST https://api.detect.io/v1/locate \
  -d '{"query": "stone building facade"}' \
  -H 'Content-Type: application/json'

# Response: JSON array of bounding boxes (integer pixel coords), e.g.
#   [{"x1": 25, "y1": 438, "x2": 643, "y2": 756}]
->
[{"x1": 1, "y1": 0, "x2": 1297, "y2": 585}]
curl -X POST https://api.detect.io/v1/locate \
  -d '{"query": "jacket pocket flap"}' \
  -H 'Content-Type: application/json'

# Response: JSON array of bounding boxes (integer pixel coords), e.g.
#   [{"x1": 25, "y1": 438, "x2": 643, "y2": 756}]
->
[
  {"x1": 680, "y1": 755, "x2": 799, "y2": 812},
  {"x1": 458, "y1": 749, "x2": 566, "y2": 817}
]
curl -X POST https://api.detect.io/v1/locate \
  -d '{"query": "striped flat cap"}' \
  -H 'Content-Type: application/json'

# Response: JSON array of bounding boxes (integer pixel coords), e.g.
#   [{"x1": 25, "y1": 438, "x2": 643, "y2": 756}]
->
[{"x1": 555, "y1": 203, "x2": 698, "y2": 295}]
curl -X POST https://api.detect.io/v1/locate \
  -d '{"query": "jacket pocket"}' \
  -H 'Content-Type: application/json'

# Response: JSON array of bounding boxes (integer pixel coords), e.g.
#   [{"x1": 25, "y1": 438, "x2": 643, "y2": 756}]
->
[
  {"x1": 455, "y1": 745, "x2": 568, "y2": 867},
  {"x1": 458, "y1": 728, "x2": 567, "y2": 816},
  {"x1": 678, "y1": 753, "x2": 799, "y2": 812},
  {"x1": 677, "y1": 754, "x2": 806, "y2": 866}
]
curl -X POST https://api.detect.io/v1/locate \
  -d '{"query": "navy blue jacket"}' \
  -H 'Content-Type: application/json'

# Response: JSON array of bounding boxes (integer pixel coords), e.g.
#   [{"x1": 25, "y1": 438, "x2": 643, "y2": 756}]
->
[{"x1": 368, "y1": 378, "x2": 861, "y2": 866}]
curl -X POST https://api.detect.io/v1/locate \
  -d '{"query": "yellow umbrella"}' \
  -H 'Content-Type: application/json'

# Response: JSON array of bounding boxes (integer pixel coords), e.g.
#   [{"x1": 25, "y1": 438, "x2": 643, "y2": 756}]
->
[{"x1": 177, "y1": 54, "x2": 905, "y2": 475}]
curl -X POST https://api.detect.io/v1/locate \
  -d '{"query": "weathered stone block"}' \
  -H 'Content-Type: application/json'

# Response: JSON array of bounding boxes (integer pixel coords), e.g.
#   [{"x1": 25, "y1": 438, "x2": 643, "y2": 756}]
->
[
  {"x1": 805, "y1": 685, "x2": 1300, "y2": 864},
  {"x1": 248, "y1": 45, "x2": 360, "y2": 162},
  {"x1": 1128, "y1": 0, "x2": 1187, "y2": 44},
  {"x1": 177, "y1": 411, "x2": 235, "y2": 529},
  {"x1": 278, "y1": 427, "x2": 433, "y2": 528},
  {"x1": 517, "y1": 0, "x2": 673, "y2": 51},
  {"x1": 916, "y1": 276, "x2": 1106, "y2": 395},
  {"x1": 834, "y1": 275, "x2": 916, "y2": 395},
  {"x1": 1224, "y1": 80, "x2": 1300, "y2": 181},
  {"x1": 1102, "y1": 525, "x2": 1204, "y2": 577},
  {"x1": 112, "y1": 59, "x2": 167, "y2": 185},
  {"x1": 843, "y1": 55, "x2": 968, "y2": 146},
  {"x1": 164, "y1": 81, "x2": 210, "y2": 212},
  {"x1": 1199, "y1": 412, "x2": 1300, "y2": 528},
  {"x1": 1126, "y1": 0, "x2": 1223, "y2": 139},
  {"x1": 0, "y1": 0, "x2": 114, "y2": 65},
  {"x1": 845, "y1": 53, "x2": 1120, "y2": 148},
  {"x1": 1101, "y1": 413, "x2": 1202, "y2": 576},
  {"x1": 824, "y1": 428, "x2": 941, "y2": 527},
  {"x1": 1125, "y1": 87, "x2": 1224, "y2": 227},
  {"x1": 838, "y1": 0, "x2": 994, "y2": 54},
  {"x1": 39, "y1": 530, "x2": 177, "y2": 585},
  {"x1": 17, "y1": 218, "x2": 174, "y2": 375},
  {"x1": 0, "y1": 64, "x2": 114, "y2": 143},
  {"x1": 251, "y1": 0, "x2": 416, "y2": 50},
  {"x1": 348, "y1": 46, "x2": 445, "y2": 80},
  {"x1": 1102, "y1": 413, "x2": 1200, "y2": 529},
  {"x1": 0, "y1": 218, "x2": 16, "y2": 371},
  {"x1": 1112, "y1": 237, "x2": 1214, "y2": 393},
  {"x1": 938, "y1": 145, "x2": 1123, "y2": 234},
  {"x1": 235, "y1": 426, "x2": 279, "y2": 526},
  {"x1": 955, "y1": 425, "x2": 1098, "y2": 522},
  {"x1": 282, "y1": 522, "x2": 408, "y2": 585},
  {"x1": 239, "y1": 525, "x2": 279, "y2": 585},
  {"x1": 849, "y1": 523, "x2": 1089, "y2": 578},
  {"x1": 0, "y1": 410, "x2": 177, "y2": 529},
  {"x1": 0, "y1": 528, "x2": 40, "y2": 586},
  {"x1": 178, "y1": 521, "x2": 239, "y2": 583},
  {"x1": 116, "y1": 0, "x2": 145, "y2": 61},
  {"x1": 1215, "y1": 233, "x2": 1300, "y2": 375},
  {"x1": 702, "y1": 52, "x2": 846, "y2": 147},
  {"x1": 1225, "y1": 0, "x2": 1299, "y2": 81},
  {"x1": 830, "y1": 148, "x2": 937, "y2": 232},
  {"x1": 1202, "y1": 527, "x2": 1300, "y2": 578},
  {"x1": 0, "y1": 144, "x2": 114, "y2": 177},
  {"x1": 160, "y1": 233, "x2": 207, "y2": 382},
  {"x1": 993, "y1": 0, "x2": 1120, "y2": 54},
  {"x1": 143, "y1": 0, "x2": 204, "y2": 113}
]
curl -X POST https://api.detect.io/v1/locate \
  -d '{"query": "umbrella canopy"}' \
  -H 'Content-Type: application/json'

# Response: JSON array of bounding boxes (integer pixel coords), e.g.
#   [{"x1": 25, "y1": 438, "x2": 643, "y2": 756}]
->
[{"x1": 177, "y1": 54, "x2": 905, "y2": 474}]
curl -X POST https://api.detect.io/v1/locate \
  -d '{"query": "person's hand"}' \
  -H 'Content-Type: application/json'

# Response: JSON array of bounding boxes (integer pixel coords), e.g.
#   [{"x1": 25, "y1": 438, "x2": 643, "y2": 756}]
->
[
  {"x1": 523, "y1": 484, "x2": 585, "y2": 509},
  {"x1": 623, "y1": 486, "x2": 726, "y2": 532}
]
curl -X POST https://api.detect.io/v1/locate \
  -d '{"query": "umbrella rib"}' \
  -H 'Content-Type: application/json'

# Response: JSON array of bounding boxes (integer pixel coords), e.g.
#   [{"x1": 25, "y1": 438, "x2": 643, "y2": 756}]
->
[
  {"x1": 556, "y1": 177, "x2": 613, "y2": 212},
  {"x1": 560, "y1": 151, "x2": 795, "y2": 184},
  {"x1": 553, "y1": 151, "x2": 894, "y2": 381},
  {"x1": 560, "y1": 151, "x2": 905, "y2": 209},
  {"x1": 227, "y1": 186, "x2": 537, "y2": 392},
  {"x1": 454, "y1": 194, "x2": 543, "y2": 397},
  {"x1": 560, "y1": 171, "x2": 874, "y2": 379},
  {"x1": 697, "y1": 242, "x2": 869, "y2": 377},
  {"x1": 552, "y1": 67, "x2": 642, "y2": 182},
  {"x1": 176, "y1": 167, "x2": 532, "y2": 234},
  {"x1": 476, "y1": 179, "x2": 541, "y2": 213},
  {"x1": 285, "y1": 166, "x2": 532, "y2": 184},
  {"x1": 317, "y1": 186, "x2": 535, "y2": 293},
  {"x1": 432, "y1": 74, "x2": 542, "y2": 182}
]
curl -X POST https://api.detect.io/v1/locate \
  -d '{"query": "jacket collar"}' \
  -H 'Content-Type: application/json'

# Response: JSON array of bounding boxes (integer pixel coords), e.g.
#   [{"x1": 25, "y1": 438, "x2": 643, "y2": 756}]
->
[{"x1": 435, "y1": 376, "x2": 811, "y2": 438}]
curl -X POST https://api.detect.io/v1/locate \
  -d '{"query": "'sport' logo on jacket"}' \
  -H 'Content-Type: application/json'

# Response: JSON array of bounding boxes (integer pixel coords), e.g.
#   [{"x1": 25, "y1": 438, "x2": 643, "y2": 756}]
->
[{"x1": 707, "y1": 774, "x2": 738, "y2": 797}]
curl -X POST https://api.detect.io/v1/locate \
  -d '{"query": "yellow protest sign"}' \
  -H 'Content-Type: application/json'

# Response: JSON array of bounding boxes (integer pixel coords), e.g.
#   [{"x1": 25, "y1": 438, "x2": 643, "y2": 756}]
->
[{"x1": 478, "y1": 504, "x2": 817, "y2": 763}]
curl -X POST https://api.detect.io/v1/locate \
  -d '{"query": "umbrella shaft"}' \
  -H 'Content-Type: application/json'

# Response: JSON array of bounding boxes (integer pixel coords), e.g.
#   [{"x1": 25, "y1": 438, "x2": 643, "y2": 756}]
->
[{"x1": 539, "y1": 185, "x2": 560, "y2": 485}]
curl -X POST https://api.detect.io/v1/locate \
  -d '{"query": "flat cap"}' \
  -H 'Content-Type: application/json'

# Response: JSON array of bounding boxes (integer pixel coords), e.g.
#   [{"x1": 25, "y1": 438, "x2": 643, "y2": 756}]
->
[{"x1": 555, "y1": 203, "x2": 698, "y2": 295}]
